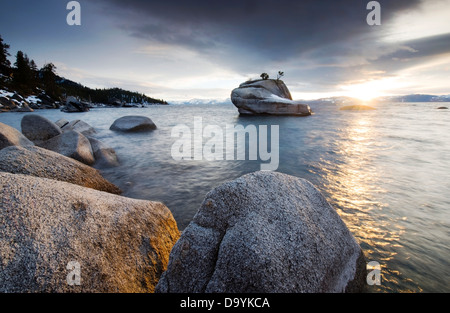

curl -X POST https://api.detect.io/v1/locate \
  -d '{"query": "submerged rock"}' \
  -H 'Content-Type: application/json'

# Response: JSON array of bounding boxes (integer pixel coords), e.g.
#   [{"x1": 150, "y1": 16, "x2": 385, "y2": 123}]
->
[
  {"x1": 0, "y1": 122, "x2": 34, "y2": 151},
  {"x1": 110, "y1": 115, "x2": 157, "y2": 132},
  {"x1": 231, "y1": 79, "x2": 311, "y2": 116},
  {"x1": 55, "y1": 118, "x2": 70, "y2": 128},
  {"x1": 0, "y1": 172, "x2": 180, "y2": 293},
  {"x1": 87, "y1": 136, "x2": 120, "y2": 168},
  {"x1": 21, "y1": 114, "x2": 62, "y2": 144},
  {"x1": 0, "y1": 146, "x2": 121, "y2": 194},
  {"x1": 61, "y1": 119, "x2": 96, "y2": 136},
  {"x1": 38, "y1": 130, "x2": 95, "y2": 165},
  {"x1": 156, "y1": 171, "x2": 366, "y2": 293}
]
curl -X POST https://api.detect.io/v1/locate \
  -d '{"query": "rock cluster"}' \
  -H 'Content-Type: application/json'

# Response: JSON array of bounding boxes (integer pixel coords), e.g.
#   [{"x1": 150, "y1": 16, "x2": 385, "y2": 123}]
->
[
  {"x1": 1, "y1": 114, "x2": 367, "y2": 293},
  {"x1": 16, "y1": 114, "x2": 118, "y2": 168},
  {"x1": 0, "y1": 114, "x2": 180, "y2": 292}
]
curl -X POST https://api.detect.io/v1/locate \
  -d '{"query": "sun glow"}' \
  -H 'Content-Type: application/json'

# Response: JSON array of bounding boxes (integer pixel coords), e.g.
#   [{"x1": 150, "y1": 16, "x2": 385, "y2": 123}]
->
[{"x1": 339, "y1": 77, "x2": 405, "y2": 101}]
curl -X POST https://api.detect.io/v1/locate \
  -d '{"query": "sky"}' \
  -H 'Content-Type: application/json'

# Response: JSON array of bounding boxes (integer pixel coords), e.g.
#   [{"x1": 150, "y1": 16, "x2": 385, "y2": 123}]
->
[{"x1": 0, "y1": 0, "x2": 449, "y2": 102}]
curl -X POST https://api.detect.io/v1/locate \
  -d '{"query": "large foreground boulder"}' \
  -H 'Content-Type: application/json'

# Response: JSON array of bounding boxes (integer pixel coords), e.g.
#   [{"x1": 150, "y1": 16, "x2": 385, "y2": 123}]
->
[
  {"x1": 38, "y1": 130, "x2": 95, "y2": 165},
  {"x1": 231, "y1": 79, "x2": 311, "y2": 116},
  {"x1": 21, "y1": 114, "x2": 62, "y2": 144},
  {"x1": 156, "y1": 171, "x2": 366, "y2": 293},
  {"x1": 0, "y1": 172, "x2": 180, "y2": 293},
  {"x1": 110, "y1": 116, "x2": 157, "y2": 132},
  {"x1": 0, "y1": 122, "x2": 34, "y2": 151},
  {"x1": 0, "y1": 146, "x2": 121, "y2": 194}
]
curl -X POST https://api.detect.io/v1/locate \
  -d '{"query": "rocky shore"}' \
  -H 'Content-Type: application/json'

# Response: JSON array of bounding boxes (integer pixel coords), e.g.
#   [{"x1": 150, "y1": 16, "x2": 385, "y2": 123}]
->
[
  {"x1": 0, "y1": 114, "x2": 366, "y2": 293},
  {"x1": 0, "y1": 89, "x2": 167, "y2": 114},
  {"x1": 0, "y1": 114, "x2": 178, "y2": 292},
  {"x1": 0, "y1": 89, "x2": 57, "y2": 113}
]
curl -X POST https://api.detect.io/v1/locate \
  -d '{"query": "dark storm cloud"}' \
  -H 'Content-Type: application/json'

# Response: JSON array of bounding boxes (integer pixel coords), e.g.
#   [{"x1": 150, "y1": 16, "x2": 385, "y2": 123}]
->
[
  {"x1": 380, "y1": 32, "x2": 450, "y2": 64},
  {"x1": 355, "y1": 32, "x2": 450, "y2": 81},
  {"x1": 94, "y1": 0, "x2": 422, "y2": 60},
  {"x1": 89, "y1": 0, "x2": 430, "y2": 89},
  {"x1": 90, "y1": 0, "x2": 450, "y2": 96},
  {"x1": 1, "y1": 0, "x2": 446, "y2": 99}
]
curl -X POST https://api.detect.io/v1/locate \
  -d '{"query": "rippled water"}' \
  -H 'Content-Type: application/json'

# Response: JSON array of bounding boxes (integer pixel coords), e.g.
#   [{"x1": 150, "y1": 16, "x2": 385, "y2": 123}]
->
[{"x1": 1, "y1": 102, "x2": 449, "y2": 293}]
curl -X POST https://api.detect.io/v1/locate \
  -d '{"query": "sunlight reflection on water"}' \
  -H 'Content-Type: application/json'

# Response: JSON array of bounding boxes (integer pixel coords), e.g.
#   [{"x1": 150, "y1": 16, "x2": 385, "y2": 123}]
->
[{"x1": 309, "y1": 113, "x2": 409, "y2": 291}]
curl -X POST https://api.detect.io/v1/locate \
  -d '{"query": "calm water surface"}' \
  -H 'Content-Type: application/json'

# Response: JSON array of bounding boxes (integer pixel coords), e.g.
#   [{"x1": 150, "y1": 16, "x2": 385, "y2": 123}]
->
[{"x1": 1, "y1": 102, "x2": 449, "y2": 293}]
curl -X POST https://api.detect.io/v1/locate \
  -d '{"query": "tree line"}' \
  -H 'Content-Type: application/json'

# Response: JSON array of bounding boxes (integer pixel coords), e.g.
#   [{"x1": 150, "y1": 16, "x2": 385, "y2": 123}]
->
[
  {"x1": 0, "y1": 35, "x2": 167, "y2": 105},
  {"x1": 0, "y1": 35, "x2": 60, "y2": 99}
]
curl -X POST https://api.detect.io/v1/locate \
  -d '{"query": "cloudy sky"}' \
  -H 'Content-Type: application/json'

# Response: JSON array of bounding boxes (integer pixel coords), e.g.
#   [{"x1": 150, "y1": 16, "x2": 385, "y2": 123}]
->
[{"x1": 1, "y1": 0, "x2": 449, "y2": 101}]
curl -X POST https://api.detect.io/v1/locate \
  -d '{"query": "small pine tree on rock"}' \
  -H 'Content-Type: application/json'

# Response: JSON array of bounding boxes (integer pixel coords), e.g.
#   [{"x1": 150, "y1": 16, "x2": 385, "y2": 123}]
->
[{"x1": 260, "y1": 73, "x2": 269, "y2": 80}]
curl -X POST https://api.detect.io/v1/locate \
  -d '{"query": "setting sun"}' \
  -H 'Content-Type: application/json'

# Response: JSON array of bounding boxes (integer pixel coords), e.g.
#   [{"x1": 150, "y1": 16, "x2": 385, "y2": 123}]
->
[{"x1": 340, "y1": 77, "x2": 405, "y2": 101}]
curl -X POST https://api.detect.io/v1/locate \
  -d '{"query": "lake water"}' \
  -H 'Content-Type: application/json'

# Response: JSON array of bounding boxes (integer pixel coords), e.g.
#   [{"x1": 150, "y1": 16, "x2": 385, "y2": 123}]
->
[{"x1": 1, "y1": 102, "x2": 449, "y2": 293}]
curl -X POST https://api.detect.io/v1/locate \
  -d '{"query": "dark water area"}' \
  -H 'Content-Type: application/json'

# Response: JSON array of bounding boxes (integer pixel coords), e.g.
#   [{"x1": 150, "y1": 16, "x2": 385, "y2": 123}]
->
[{"x1": 1, "y1": 101, "x2": 449, "y2": 293}]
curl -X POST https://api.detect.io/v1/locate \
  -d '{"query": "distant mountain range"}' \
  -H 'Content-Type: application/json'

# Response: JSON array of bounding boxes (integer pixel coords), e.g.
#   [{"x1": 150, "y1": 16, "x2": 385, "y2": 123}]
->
[
  {"x1": 168, "y1": 98, "x2": 232, "y2": 105},
  {"x1": 300, "y1": 94, "x2": 450, "y2": 105},
  {"x1": 374, "y1": 94, "x2": 450, "y2": 103},
  {"x1": 174, "y1": 94, "x2": 450, "y2": 106}
]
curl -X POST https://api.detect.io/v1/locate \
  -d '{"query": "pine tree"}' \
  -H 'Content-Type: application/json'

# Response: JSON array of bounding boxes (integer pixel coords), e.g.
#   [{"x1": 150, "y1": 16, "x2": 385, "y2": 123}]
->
[
  {"x1": 0, "y1": 35, "x2": 11, "y2": 76},
  {"x1": 29, "y1": 59, "x2": 40, "y2": 84},
  {"x1": 29, "y1": 59, "x2": 38, "y2": 73},
  {"x1": 13, "y1": 51, "x2": 36, "y2": 93},
  {"x1": 41, "y1": 63, "x2": 61, "y2": 99},
  {"x1": 277, "y1": 71, "x2": 284, "y2": 81}
]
